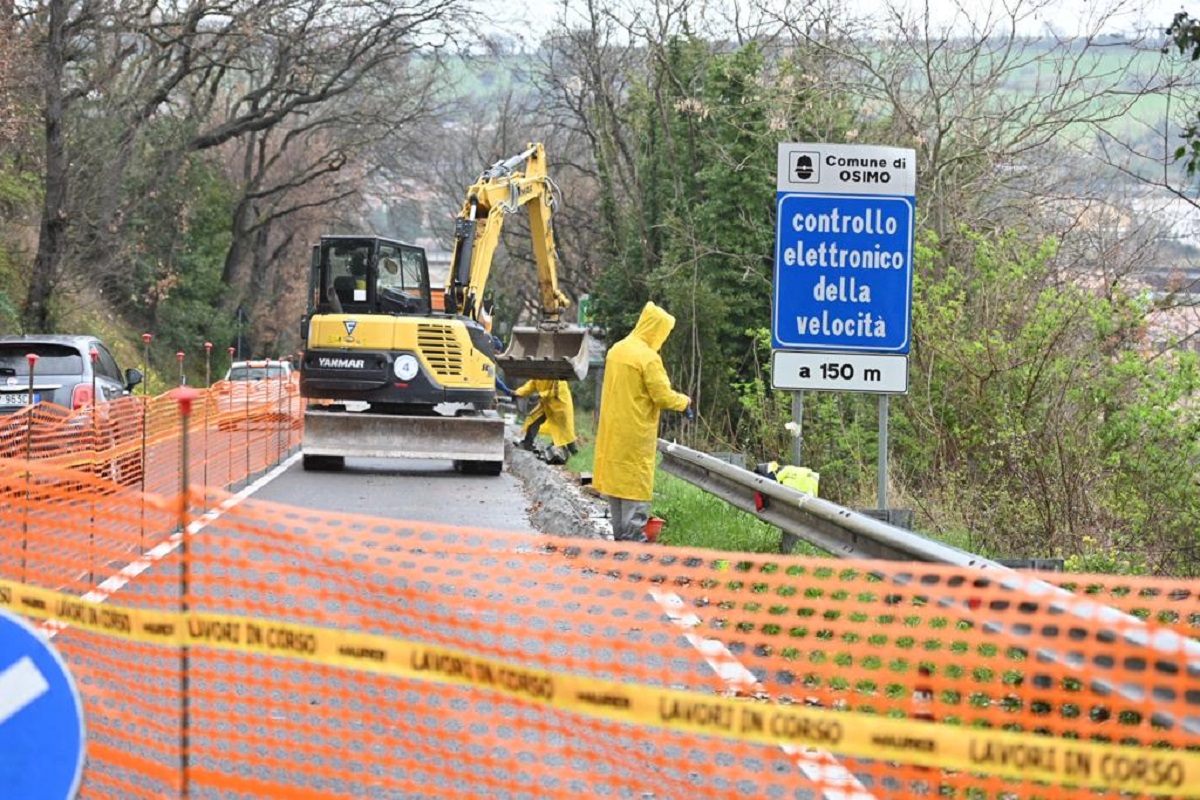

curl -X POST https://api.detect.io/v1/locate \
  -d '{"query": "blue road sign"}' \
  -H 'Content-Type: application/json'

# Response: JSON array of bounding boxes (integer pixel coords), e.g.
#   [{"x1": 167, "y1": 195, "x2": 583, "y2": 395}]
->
[
  {"x1": 773, "y1": 142, "x2": 916, "y2": 361},
  {"x1": 0, "y1": 607, "x2": 86, "y2": 799},
  {"x1": 773, "y1": 192, "x2": 915, "y2": 353}
]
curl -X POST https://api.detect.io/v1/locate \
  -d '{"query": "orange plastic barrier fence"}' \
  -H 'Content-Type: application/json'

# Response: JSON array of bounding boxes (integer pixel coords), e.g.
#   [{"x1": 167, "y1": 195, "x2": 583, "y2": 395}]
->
[
  {"x1": 2, "y1": 390, "x2": 1199, "y2": 799},
  {"x1": 0, "y1": 376, "x2": 300, "y2": 497}
]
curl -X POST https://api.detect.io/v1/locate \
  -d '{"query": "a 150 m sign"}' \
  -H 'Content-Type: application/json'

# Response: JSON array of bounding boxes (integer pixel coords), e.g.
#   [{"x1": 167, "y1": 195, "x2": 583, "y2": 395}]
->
[{"x1": 772, "y1": 351, "x2": 908, "y2": 394}]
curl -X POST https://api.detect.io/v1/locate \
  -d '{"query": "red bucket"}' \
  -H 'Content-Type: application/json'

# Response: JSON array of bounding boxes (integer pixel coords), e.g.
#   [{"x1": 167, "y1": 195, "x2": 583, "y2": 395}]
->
[{"x1": 643, "y1": 516, "x2": 664, "y2": 542}]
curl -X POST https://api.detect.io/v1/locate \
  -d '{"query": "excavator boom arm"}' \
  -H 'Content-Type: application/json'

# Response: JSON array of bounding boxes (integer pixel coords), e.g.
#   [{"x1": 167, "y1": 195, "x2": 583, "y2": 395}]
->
[{"x1": 446, "y1": 143, "x2": 571, "y2": 325}]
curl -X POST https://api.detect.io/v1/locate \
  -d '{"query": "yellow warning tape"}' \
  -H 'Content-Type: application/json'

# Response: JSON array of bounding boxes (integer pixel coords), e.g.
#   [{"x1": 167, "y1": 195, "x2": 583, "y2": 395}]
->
[{"x1": 2, "y1": 577, "x2": 1197, "y2": 797}]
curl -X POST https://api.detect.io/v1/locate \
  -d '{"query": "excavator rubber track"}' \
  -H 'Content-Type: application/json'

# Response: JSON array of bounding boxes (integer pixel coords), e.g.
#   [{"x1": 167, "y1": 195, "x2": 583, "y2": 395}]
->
[
  {"x1": 497, "y1": 326, "x2": 590, "y2": 382},
  {"x1": 301, "y1": 408, "x2": 505, "y2": 473}
]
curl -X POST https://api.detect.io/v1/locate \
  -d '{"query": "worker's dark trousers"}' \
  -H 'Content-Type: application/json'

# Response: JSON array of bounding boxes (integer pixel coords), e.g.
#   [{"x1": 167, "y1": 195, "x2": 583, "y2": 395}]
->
[
  {"x1": 607, "y1": 496, "x2": 649, "y2": 542},
  {"x1": 521, "y1": 407, "x2": 547, "y2": 448}
]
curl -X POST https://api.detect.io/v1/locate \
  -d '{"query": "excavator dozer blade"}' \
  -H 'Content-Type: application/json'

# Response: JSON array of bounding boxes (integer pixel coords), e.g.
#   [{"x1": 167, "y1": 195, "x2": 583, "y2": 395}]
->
[
  {"x1": 497, "y1": 326, "x2": 590, "y2": 382},
  {"x1": 302, "y1": 409, "x2": 505, "y2": 463}
]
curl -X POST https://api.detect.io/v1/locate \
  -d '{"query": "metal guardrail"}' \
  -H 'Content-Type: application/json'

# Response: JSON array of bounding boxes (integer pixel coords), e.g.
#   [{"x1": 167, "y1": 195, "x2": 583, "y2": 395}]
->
[
  {"x1": 658, "y1": 438, "x2": 1008, "y2": 568},
  {"x1": 657, "y1": 438, "x2": 1200, "y2": 734}
]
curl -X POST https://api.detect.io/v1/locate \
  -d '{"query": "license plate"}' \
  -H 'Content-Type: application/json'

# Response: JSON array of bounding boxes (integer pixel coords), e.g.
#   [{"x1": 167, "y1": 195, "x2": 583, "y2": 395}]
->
[{"x1": 0, "y1": 392, "x2": 38, "y2": 406}]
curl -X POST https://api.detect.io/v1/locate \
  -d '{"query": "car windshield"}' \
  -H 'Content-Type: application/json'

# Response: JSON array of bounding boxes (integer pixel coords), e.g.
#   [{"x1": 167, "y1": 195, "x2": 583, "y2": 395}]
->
[
  {"x1": 228, "y1": 365, "x2": 287, "y2": 381},
  {"x1": 0, "y1": 344, "x2": 84, "y2": 377}
]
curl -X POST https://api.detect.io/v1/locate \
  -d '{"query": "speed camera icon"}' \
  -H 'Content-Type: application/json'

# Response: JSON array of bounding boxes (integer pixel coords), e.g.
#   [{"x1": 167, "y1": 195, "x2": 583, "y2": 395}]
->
[{"x1": 789, "y1": 151, "x2": 820, "y2": 184}]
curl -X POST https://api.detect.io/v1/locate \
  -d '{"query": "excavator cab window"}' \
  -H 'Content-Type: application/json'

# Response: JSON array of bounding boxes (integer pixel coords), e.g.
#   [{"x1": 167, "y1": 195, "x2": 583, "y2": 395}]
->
[
  {"x1": 308, "y1": 245, "x2": 320, "y2": 315},
  {"x1": 377, "y1": 243, "x2": 431, "y2": 315},
  {"x1": 328, "y1": 244, "x2": 373, "y2": 312}
]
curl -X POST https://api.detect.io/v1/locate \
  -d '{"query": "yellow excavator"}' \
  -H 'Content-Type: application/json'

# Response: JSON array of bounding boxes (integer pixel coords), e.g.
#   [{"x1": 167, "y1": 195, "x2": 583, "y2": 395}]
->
[{"x1": 298, "y1": 143, "x2": 589, "y2": 474}]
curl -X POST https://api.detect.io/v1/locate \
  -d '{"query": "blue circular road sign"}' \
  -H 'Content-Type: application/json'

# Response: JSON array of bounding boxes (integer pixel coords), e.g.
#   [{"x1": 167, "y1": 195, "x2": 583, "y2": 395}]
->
[{"x1": 0, "y1": 607, "x2": 86, "y2": 799}]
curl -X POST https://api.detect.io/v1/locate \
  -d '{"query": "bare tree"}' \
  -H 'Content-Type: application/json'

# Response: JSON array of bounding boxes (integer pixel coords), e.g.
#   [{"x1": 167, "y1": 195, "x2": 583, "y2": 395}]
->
[
  {"x1": 0, "y1": 0, "x2": 32, "y2": 150},
  {"x1": 756, "y1": 0, "x2": 1171, "y2": 236},
  {"x1": 19, "y1": 0, "x2": 464, "y2": 334},
  {"x1": 24, "y1": 0, "x2": 73, "y2": 331}
]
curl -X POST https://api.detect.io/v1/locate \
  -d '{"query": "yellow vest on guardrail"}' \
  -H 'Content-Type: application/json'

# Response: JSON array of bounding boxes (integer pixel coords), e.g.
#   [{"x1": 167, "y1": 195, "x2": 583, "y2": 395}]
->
[{"x1": 775, "y1": 465, "x2": 819, "y2": 497}]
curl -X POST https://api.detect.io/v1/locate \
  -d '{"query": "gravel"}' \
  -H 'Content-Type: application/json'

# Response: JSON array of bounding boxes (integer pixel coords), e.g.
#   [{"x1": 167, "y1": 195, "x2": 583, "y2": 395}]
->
[{"x1": 506, "y1": 433, "x2": 612, "y2": 541}]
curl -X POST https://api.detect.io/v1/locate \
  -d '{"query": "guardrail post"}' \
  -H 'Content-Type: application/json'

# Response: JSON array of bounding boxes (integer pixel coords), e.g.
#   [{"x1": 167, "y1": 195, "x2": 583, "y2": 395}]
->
[{"x1": 171, "y1": 386, "x2": 200, "y2": 800}]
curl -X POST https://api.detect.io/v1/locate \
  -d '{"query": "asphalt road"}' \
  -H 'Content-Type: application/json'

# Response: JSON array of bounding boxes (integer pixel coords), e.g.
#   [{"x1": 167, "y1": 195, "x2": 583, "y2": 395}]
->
[{"x1": 251, "y1": 452, "x2": 537, "y2": 533}]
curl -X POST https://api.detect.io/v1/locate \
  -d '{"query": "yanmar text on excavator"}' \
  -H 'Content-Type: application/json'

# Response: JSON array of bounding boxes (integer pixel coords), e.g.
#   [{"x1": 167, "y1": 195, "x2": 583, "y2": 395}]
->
[{"x1": 298, "y1": 143, "x2": 589, "y2": 475}]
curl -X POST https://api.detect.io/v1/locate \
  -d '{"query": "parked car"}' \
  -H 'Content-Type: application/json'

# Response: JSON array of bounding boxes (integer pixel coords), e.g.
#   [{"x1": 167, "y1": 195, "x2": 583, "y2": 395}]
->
[
  {"x1": 215, "y1": 359, "x2": 296, "y2": 429},
  {"x1": 0, "y1": 334, "x2": 143, "y2": 415},
  {"x1": 224, "y1": 359, "x2": 293, "y2": 382},
  {"x1": 0, "y1": 335, "x2": 144, "y2": 482}
]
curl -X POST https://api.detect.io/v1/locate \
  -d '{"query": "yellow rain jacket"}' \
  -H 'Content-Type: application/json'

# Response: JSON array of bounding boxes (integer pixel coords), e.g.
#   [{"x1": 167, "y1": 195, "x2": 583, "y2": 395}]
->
[
  {"x1": 514, "y1": 379, "x2": 576, "y2": 447},
  {"x1": 593, "y1": 302, "x2": 690, "y2": 502}
]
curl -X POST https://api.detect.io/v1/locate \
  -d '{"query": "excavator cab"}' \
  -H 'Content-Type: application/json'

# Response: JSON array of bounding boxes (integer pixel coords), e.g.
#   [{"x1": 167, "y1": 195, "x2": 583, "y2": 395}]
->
[{"x1": 314, "y1": 237, "x2": 432, "y2": 317}]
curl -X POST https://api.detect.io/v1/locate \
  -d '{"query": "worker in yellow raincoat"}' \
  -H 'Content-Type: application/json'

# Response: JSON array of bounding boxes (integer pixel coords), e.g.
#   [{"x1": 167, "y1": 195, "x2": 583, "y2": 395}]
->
[
  {"x1": 514, "y1": 379, "x2": 578, "y2": 463},
  {"x1": 593, "y1": 301, "x2": 690, "y2": 541}
]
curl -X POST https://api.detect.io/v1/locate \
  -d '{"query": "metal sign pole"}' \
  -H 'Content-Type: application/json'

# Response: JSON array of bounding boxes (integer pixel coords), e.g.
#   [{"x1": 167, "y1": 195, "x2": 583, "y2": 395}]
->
[
  {"x1": 791, "y1": 391, "x2": 804, "y2": 466},
  {"x1": 878, "y1": 394, "x2": 888, "y2": 510}
]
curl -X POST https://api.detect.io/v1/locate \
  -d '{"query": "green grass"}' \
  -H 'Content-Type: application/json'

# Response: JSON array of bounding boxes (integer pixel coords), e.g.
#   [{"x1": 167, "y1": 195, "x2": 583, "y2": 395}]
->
[
  {"x1": 653, "y1": 471, "x2": 800, "y2": 554},
  {"x1": 547, "y1": 410, "x2": 831, "y2": 558}
]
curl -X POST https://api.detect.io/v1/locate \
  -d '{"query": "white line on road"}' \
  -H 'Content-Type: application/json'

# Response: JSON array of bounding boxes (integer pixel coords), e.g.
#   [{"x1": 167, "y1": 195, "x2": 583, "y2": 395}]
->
[
  {"x1": 42, "y1": 451, "x2": 302, "y2": 639},
  {"x1": 649, "y1": 588, "x2": 878, "y2": 800},
  {"x1": 0, "y1": 656, "x2": 50, "y2": 725}
]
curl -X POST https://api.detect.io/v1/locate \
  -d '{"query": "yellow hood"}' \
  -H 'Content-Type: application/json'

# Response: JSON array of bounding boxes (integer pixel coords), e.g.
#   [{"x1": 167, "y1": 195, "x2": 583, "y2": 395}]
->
[{"x1": 631, "y1": 301, "x2": 675, "y2": 352}]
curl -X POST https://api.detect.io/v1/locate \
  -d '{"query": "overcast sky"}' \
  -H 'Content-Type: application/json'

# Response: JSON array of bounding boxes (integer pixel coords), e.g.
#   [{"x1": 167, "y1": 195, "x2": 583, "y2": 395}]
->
[
  {"x1": 502, "y1": 0, "x2": 1187, "y2": 38},
  {"x1": 888, "y1": 0, "x2": 1184, "y2": 34}
]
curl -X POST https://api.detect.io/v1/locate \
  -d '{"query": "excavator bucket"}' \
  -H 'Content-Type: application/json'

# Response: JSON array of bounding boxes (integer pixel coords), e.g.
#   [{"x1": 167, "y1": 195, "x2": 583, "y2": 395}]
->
[{"x1": 497, "y1": 326, "x2": 590, "y2": 382}]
